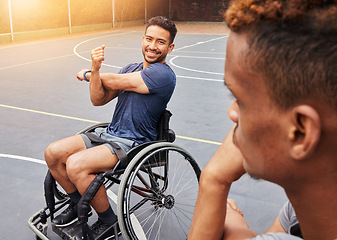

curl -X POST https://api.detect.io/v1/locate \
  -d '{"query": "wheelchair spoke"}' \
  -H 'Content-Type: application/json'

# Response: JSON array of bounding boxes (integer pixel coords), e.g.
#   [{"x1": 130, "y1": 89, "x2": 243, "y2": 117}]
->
[
  {"x1": 131, "y1": 203, "x2": 156, "y2": 220},
  {"x1": 154, "y1": 208, "x2": 168, "y2": 240},
  {"x1": 145, "y1": 206, "x2": 166, "y2": 239},
  {"x1": 130, "y1": 198, "x2": 150, "y2": 214},
  {"x1": 172, "y1": 209, "x2": 190, "y2": 237},
  {"x1": 171, "y1": 205, "x2": 194, "y2": 224},
  {"x1": 139, "y1": 205, "x2": 160, "y2": 228}
]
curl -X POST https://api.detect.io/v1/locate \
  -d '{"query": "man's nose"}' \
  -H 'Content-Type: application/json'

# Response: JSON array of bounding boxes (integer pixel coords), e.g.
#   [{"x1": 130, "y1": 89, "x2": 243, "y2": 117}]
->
[{"x1": 149, "y1": 40, "x2": 157, "y2": 49}]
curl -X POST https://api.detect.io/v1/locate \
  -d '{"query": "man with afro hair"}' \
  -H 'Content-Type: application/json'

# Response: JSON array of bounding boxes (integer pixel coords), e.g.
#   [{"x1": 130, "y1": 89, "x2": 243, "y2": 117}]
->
[{"x1": 189, "y1": 1, "x2": 337, "y2": 239}]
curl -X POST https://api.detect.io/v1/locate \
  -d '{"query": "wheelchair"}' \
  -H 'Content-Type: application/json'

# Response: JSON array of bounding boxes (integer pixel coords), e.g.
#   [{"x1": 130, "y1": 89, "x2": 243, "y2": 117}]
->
[{"x1": 28, "y1": 110, "x2": 202, "y2": 240}]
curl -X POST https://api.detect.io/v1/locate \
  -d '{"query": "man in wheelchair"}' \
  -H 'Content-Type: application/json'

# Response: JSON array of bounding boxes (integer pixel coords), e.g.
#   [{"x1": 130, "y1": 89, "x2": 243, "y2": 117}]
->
[{"x1": 44, "y1": 16, "x2": 177, "y2": 239}]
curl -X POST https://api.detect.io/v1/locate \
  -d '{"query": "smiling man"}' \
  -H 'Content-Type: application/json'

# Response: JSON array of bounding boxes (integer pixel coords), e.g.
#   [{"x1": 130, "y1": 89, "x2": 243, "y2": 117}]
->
[
  {"x1": 44, "y1": 16, "x2": 177, "y2": 239},
  {"x1": 189, "y1": 1, "x2": 337, "y2": 240}
]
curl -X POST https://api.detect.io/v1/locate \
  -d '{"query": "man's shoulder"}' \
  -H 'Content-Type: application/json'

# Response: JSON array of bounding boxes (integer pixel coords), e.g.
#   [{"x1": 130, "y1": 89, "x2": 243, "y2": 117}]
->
[
  {"x1": 119, "y1": 62, "x2": 143, "y2": 73},
  {"x1": 146, "y1": 62, "x2": 175, "y2": 76}
]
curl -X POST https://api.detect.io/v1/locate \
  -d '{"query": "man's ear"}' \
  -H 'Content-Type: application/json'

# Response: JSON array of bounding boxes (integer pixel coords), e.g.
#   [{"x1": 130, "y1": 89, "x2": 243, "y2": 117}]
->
[
  {"x1": 288, "y1": 105, "x2": 321, "y2": 160},
  {"x1": 168, "y1": 43, "x2": 175, "y2": 53}
]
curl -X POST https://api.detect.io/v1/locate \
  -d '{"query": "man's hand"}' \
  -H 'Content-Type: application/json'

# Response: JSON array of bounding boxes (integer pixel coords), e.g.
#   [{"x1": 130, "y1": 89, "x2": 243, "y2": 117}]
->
[
  {"x1": 216, "y1": 126, "x2": 246, "y2": 185},
  {"x1": 227, "y1": 199, "x2": 244, "y2": 217},
  {"x1": 224, "y1": 199, "x2": 257, "y2": 239},
  {"x1": 76, "y1": 69, "x2": 90, "y2": 81},
  {"x1": 91, "y1": 45, "x2": 105, "y2": 72}
]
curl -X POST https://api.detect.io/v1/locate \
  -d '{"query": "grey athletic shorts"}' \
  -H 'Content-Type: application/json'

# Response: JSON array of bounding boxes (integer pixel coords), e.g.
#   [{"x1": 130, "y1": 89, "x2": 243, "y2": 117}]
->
[{"x1": 81, "y1": 127, "x2": 138, "y2": 154}]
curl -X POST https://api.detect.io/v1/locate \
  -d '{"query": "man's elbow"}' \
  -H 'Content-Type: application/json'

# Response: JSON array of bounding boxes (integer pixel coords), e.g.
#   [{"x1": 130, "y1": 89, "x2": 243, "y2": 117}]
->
[
  {"x1": 90, "y1": 97, "x2": 105, "y2": 106},
  {"x1": 91, "y1": 102, "x2": 102, "y2": 106}
]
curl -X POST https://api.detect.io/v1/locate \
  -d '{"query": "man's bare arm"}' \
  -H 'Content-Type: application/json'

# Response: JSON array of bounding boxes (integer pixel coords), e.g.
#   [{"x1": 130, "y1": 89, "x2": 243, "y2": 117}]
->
[
  {"x1": 188, "y1": 127, "x2": 256, "y2": 240},
  {"x1": 77, "y1": 45, "x2": 149, "y2": 106}
]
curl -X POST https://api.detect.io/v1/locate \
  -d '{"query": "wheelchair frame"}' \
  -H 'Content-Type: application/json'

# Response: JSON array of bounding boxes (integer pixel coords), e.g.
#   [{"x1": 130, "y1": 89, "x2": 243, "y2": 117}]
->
[{"x1": 28, "y1": 110, "x2": 201, "y2": 240}]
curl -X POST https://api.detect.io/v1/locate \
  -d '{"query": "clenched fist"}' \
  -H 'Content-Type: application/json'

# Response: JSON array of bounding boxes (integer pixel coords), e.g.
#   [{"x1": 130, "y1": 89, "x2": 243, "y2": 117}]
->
[{"x1": 91, "y1": 45, "x2": 105, "y2": 71}]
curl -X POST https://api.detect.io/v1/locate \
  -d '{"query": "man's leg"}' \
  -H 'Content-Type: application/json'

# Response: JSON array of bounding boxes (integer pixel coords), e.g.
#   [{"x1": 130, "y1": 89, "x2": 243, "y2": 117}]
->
[
  {"x1": 45, "y1": 135, "x2": 87, "y2": 197},
  {"x1": 66, "y1": 145, "x2": 120, "y2": 237},
  {"x1": 66, "y1": 144, "x2": 118, "y2": 213},
  {"x1": 44, "y1": 135, "x2": 88, "y2": 226},
  {"x1": 45, "y1": 136, "x2": 119, "y2": 231}
]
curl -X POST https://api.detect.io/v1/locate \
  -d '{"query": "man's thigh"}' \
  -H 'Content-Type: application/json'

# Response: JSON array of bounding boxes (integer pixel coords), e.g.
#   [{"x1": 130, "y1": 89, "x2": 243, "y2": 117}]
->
[
  {"x1": 69, "y1": 145, "x2": 119, "y2": 174},
  {"x1": 47, "y1": 135, "x2": 87, "y2": 164}
]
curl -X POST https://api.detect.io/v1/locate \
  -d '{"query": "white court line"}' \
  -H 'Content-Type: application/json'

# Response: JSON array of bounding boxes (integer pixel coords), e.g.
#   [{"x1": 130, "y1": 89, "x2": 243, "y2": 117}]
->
[
  {"x1": 177, "y1": 75, "x2": 223, "y2": 82},
  {"x1": 173, "y1": 35, "x2": 227, "y2": 51},
  {"x1": 73, "y1": 32, "x2": 136, "y2": 69},
  {"x1": 0, "y1": 153, "x2": 46, "y2": 165},
  {"x1": 170, "y1": 55, "x2": 225, "y2": 76}
]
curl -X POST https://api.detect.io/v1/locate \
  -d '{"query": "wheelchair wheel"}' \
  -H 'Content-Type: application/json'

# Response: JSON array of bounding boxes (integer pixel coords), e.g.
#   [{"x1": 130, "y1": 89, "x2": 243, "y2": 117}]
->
[{"x1": 117, "y1": 142, "x2": 201, "y2": 240}]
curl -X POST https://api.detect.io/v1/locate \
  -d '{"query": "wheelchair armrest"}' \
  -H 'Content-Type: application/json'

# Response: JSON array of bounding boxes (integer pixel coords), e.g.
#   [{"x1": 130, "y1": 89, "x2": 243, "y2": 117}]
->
[{"x1": 76, "y1": 122, "x2": 110, "y2": 135}]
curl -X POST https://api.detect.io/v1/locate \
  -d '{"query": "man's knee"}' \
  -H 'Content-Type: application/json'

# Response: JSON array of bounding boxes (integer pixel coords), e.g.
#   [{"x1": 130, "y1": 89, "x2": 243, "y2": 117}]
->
[
  {"x1": 45, "y1": 135, "x2": 86, "y2": 168},
  {"x1": 45, "y1": 141, "x2": 63, "y2": 167},
  {"x1": 66, "y1": 153, "x2": 84, "y2": 184}
]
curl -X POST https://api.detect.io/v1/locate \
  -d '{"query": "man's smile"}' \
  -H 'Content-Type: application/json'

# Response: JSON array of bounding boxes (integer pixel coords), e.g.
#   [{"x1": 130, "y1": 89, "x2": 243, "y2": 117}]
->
[{"x1": 146, "y1": 49, "x2": 160, "y2": 57}]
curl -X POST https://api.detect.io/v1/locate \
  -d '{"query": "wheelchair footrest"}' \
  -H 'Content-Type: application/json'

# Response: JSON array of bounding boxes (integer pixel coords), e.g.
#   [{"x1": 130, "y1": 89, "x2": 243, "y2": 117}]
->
[{"x1": 52, "y1": 221, "x2": 83, "y2": 240}]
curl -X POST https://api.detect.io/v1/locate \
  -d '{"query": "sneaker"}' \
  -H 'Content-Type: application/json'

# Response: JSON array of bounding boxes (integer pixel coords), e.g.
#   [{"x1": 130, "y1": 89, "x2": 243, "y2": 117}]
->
[
  {"x1": 52, "y1": 202, "x2": 78, "y2": 227},
  {"x1": 90, "y1": 219, "x2": 120, "y2": 240}
]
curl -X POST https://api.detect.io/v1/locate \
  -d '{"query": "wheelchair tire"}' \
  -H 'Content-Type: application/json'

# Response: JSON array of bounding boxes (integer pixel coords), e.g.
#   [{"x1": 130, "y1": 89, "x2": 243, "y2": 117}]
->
[{"x1": 117, "y1": 142, "x2": 201, "y2": 240}]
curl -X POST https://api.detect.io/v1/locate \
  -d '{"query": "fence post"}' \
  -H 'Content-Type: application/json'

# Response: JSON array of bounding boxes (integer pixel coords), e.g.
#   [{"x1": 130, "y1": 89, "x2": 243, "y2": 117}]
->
[
  {"x1": 8, "y1": 0, "x2": 14, "y2": 42},
  {"x1": 68, "y1": 0, "x2": 72, "y2": 34},
  {"x1": 112, "y1": 0, "x2": 115, "y2": 28}
]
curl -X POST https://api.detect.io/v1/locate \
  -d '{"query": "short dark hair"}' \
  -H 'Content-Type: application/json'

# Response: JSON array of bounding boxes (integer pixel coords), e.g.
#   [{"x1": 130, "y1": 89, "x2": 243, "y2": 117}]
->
[
  {"x1": 225, "y1": 0, "x2": 337, "y2": 110},
  {"x1": 146, "y1": 16, "x2": 177, "y2": 44}
]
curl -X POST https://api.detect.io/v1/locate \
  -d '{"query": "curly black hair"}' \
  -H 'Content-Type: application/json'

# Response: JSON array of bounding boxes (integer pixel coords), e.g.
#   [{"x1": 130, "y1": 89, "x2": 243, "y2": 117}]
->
[{"x1": 225, "y1": 0, "x2": 337, "y2": 110}]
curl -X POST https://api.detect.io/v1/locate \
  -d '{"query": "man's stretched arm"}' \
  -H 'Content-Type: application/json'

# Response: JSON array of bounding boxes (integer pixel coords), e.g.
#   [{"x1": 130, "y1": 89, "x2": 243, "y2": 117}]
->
[
  {"x1": 77, "y1": 45, "x2": 149, "y2": 106},
  {"x1": 188, "y1": 127, "x2": 257, "y2": 240}
]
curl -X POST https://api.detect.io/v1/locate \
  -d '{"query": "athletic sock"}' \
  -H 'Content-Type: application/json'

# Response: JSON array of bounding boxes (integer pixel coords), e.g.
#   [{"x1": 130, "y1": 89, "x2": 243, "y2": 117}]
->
[
  {"x1": 97, "y1": 206, "x2": 117, "y2": 225},
  {"x1": 68, "y1": 190, "x2": 82, "y2": 205}
]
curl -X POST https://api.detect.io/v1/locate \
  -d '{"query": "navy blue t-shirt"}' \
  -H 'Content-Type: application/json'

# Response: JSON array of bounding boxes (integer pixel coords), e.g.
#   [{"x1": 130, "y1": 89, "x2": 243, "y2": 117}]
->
[{"x1": 107, "y1": 62, "x2": 176, "y2": 143}]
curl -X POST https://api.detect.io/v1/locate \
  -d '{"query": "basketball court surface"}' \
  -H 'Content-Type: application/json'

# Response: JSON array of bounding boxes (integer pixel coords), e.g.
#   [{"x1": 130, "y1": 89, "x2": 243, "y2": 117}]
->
[{"x1": 0, "y1": 23, "x2": 288, "y2": 239}]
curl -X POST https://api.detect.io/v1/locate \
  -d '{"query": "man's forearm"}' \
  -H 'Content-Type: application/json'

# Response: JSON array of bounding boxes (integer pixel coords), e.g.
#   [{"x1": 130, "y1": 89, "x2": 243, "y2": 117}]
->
[
  {"x1": 89, "y1": 70, "x2": 109, "y2": 106},
  {"x1": 189, "y1": 172, "x2": 230, "y2": 240}
]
